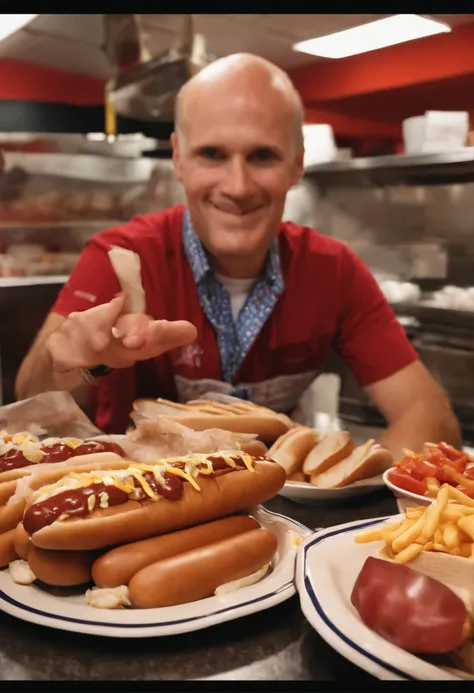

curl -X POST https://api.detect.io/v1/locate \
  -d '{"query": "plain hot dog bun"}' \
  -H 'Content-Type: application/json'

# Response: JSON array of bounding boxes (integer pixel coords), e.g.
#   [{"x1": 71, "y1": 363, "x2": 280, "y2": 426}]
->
[
  {"x1": 310, "y1": 440, "x2": 393, "y2": 489},
  {"x1": 268, "y1": 426, "x2": 319, "y2": 477},
  {"x1": 133, "y1": 398, "x2": 292, "y2": 443},
  {"x1": 13, "y1": 522, "x2": 30, "y2": 561},
  {"x1": 92, "y1": 514, "x2": 260, "y2": 588},
  {"x1": 302, "y1": 431, "x2": 353, "y2": 479},
  {"x1": 27, "y1": 545, "x2": 100, "y2": 587},
  {"x1": 28, "y1": 455, "x2": 286, "y2": 551},
  {"x1": 128, "y1": 528, "x2": 277, "y2": 608},
  {"x1": 0, "y1": 529, "x2": 18, "y2": 568}
]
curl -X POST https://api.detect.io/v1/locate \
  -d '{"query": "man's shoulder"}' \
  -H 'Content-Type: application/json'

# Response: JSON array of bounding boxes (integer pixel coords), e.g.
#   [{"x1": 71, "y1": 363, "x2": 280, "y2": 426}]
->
[
  {"x1": 90, "y1": 204, "x2": 186, "y2": 251},
  {"x1": 279, "y1": 220, "x2": 351, "y2": 261}
]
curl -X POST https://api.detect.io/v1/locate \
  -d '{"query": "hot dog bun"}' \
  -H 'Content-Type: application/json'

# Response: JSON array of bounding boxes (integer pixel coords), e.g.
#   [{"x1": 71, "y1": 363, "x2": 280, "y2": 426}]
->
[
  {"x1": 302, "y1": 431, "x2": 353, "y2": 479},
  {"x1": 0, "y1": 529, "x2": 18, "y2": 568},
  {"x1": 27, "y1": 545, "x2": 99, "y2": 587},
  {"x1": 0, "y1": 480, "x2": 18, "y2": 505},
  {"x1": 0, "y1": 501, "x2": 26, "y2": 534},
  {"x1": 0, "y1": 449, "x2": 125, "y2": 484},
  {"x1": 13, "y1": 522, "x2": 30, "y2": 560},
  {"x1": 92, "y1": 514, "x2": 260, "y2": 588},
  {"x1": 268, "y1": 426, "x2": 319, "y2": 477},
  {"x1": 0, "y1": 455, "x2": 132, "y2": 535},
  {"x1": 28, "y1": 458, "x2": 285, "y2": 551},
  {"x1": 128, "y1": 527, "x2": 277, "y2": 608},
  {"x1": 133, "y1": 398, "x2": 292, "y2": 443},
  {"x1": 310, "y1": 440, "x2": 393, "y2": 489},
  {"x1": 239, "y1": 440, "x2": 268, "y2": 458}
]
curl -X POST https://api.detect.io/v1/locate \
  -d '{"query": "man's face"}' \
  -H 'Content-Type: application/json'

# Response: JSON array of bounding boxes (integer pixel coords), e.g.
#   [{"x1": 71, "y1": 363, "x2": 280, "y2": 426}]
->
[{"x1": 171, "y1": 89, "x2": 304, "y2": 272}]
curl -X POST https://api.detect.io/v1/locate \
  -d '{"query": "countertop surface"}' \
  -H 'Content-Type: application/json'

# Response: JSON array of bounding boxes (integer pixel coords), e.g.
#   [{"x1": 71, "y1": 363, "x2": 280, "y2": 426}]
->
[{"x1": 0, "y1": 423, "x2": 397, "y2": 682}]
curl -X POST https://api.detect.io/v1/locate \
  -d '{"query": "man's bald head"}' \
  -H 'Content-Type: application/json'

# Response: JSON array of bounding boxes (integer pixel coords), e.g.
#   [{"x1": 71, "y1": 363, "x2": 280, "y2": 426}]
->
[{"x1": 175, "y1": 53, "x2": 305, "y2": 150}]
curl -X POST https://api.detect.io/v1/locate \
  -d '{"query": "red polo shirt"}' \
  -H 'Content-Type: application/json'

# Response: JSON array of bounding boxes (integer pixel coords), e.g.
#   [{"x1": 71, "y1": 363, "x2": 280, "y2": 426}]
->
[{"x1": 52, "y1": 204, "x2": 418, "y2": 433}]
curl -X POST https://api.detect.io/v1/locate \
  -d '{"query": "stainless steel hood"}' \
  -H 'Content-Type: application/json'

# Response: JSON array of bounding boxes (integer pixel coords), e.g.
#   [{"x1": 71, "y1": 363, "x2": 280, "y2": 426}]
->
[{"x1": 103, "y1": 15, "x2": 213, "y2": 122}]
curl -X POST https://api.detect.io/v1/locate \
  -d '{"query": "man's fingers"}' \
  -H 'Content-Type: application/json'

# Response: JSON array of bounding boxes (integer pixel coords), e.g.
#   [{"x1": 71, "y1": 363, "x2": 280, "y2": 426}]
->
[
  {"x1": 146, "y1": 320, "x2": 198, "y2": 354},
  {"x1": 114, "y1": 313, "x2": 150, "y2": 349}
]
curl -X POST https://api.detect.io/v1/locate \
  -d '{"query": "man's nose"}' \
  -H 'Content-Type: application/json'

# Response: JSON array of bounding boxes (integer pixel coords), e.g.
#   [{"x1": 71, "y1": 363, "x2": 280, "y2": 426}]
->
[{"x1": 221, "y1": 157, "x2": 255, "y2": 198}]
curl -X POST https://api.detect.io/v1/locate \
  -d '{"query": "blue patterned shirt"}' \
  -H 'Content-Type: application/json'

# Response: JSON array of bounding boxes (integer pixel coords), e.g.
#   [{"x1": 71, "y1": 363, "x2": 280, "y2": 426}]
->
[{"x1": 182, "y1": 209, "x2": 285, "y2": 390}]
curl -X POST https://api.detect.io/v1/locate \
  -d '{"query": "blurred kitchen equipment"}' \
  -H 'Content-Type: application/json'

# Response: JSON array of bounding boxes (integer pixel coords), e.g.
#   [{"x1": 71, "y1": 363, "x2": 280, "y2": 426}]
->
[
  {"x1": 104, "y1": 14, "x2": 214, "y2": 121},
  {"x1": 303, "y1": 124, "x2": 337, "y2": 168},
  {"x1": 403, "y1": 111, "x2": 469, "y2": 155}
]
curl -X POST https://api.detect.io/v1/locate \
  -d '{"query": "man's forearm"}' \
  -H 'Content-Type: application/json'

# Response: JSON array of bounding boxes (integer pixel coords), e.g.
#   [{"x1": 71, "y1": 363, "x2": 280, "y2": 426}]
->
[
  {"x1": 15, "y1": 340, "x2": 90, "y2": 408},
  {"x1": 378, "y1": 398, "x2": 462, "y2": 460}
]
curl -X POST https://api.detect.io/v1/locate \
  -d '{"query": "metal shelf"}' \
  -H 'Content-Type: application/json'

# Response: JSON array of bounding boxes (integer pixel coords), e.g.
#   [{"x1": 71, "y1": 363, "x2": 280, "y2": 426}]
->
[
  {"x1": 305, "y1": 149, "x2": 474, "y2": 188},
  {"x1": 0, "y1": 275, "x2": 68, "y2": 288}
]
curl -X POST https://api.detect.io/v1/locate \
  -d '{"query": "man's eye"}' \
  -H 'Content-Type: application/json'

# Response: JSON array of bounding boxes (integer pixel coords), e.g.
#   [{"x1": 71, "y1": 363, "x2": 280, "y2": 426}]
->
[
  {"x1": 199, "y1": 147, "x2": 225, "y2": 160},
  {"x1": 249, "y1": 148, "x2": 280, "y2": 163}
]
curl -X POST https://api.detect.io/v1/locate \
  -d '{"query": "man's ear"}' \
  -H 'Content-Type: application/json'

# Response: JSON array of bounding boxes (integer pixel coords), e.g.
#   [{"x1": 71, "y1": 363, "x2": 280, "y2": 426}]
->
[
  {"x1": 292, "y1": 144, "x2": 305, "y2": 186},
  {"x1": 171, "y1": 132, "x2": 183, "y2": 182}
]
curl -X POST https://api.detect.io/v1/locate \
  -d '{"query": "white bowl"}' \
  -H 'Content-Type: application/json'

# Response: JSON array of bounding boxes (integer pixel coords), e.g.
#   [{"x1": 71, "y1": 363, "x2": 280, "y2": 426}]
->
[{"x1": 382, "y1": 468, "x2": 433, "y2": 507}]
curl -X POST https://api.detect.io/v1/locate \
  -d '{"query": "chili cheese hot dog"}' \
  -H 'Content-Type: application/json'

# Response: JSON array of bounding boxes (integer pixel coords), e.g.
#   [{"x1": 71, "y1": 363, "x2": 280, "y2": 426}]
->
[
  {"x1": 92, "y1": 514, "x2": 260, "y2": 588},
  {"x1": 128, "y1": 527, "x2": 278, "y2": 608},
  {"x1": 23, "y1": 451, "x2": 286, "y2": 551}
]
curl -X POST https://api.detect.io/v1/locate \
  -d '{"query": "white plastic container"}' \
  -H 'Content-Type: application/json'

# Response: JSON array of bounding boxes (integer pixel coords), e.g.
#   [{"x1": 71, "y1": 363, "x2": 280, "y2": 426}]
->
[{"x1": 403, "y1": 111, "x2": 469, "y2": 155}]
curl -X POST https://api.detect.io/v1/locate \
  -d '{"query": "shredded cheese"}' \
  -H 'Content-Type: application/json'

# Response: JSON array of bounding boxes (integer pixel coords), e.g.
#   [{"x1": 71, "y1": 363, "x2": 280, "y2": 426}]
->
[
  {"x1": 165, "y1": 465, "x2": 201, "y2": 491},
  {"x1": 29, "y1": 450, "x2": 257, "y2": 507}
]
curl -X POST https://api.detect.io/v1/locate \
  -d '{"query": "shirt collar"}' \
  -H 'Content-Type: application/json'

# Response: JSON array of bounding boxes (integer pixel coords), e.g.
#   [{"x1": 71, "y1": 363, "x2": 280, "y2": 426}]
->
[{"x1": 182, "y1": 207, "x2": 284, "y2": 290}]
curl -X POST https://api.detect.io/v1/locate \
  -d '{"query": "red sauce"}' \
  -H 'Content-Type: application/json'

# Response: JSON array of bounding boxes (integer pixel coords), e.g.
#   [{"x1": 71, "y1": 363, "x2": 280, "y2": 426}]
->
[
  {"x1": 0, "y1": 438, "x2": 126, "y2": 474},
  {"x1": 72, "y1": 440, "x2": 125, "y2": 458},
  {"x1": 23, "y1": 482, "x2": 128, "y2": 535},
  {"x1": 40, "y1": 443, "x2": 74, "y2": 464},
  {"x1": 0, "y1": 449, "x2": 32, "y2": 473},
  {"x1": 23, "y1": 471, "x2": 184, "y2": 535}
]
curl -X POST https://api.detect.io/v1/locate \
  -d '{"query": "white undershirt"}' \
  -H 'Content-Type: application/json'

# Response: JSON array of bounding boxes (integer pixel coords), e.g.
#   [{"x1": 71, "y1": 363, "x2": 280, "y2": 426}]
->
[{"x1": 215, "y1": 273, "x2": 258, "y2": 322}]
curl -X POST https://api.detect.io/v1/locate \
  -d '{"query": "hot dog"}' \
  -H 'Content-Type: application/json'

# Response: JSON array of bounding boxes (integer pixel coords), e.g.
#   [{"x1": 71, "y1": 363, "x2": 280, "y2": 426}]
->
[
  {"x1": 92, "y1": 514, "x2": 261, "y2": 588},
  {"x1": 13, "y1": 522, "x2": 30, "y2": 560},
  {"x1": 0, "y1": 431, "x2": 125, "y2": 482},
  {"x1": 0, "y1": 529, "x2": 18, "y2": 568},
  {"x1": 267, "y1": 426, "x2": 319, "y2": 477},
  {"x1": 23, "y1": 451, "x2": 285, "y2": 551},
  {"x1": 128, "y1": 527, "x2": 277, "y2": 608},
  {"x1": 27, "y1": 545, "x2": 100, "y2": 587},
  {"x1": 0, "y1": 452, "x2": 131, "y2": 535}
]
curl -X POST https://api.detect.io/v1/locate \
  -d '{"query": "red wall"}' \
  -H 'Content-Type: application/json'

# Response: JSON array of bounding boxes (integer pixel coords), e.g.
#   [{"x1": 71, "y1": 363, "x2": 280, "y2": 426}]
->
[
  {"x1": 290, "y1": 21, "x2": 474, "y2": 148},
  {"x1": 0, "y1": 59, "x2": 105, "y2": 105}
]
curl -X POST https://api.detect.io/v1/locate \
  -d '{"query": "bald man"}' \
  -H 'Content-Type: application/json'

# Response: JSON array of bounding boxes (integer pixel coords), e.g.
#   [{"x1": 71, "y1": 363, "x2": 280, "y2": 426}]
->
[{"x1": 16, "y1": 54, "x2": 460, "y2": 456}]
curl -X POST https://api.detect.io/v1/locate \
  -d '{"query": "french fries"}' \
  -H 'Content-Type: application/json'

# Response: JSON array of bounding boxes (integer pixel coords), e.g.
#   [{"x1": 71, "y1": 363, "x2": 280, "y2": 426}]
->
[{"x1": 355, "y1": 483, "x2": 474, "y2": 564}]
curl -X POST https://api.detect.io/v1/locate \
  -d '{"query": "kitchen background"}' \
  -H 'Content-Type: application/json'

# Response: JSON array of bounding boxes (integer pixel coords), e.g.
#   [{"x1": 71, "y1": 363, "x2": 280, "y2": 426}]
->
[{"x1": 1, "y1": 13, "x2": 474, "y2": 438}]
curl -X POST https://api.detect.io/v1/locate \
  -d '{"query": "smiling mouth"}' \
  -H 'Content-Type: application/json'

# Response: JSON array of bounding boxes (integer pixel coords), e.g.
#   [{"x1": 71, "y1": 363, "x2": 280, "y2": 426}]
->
[{"x1": 210, "y1": 202, "x2": 263, "y2": 216}]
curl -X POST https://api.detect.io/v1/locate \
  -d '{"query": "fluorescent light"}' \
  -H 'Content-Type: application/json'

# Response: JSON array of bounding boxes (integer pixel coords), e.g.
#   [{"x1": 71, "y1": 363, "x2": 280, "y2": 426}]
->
[
  {"x1": 293, "y1": 14, "x2": 451, "y2": 59},
  {"x1": 0, "y1": 14, "x2": 38, "y2": 42}
]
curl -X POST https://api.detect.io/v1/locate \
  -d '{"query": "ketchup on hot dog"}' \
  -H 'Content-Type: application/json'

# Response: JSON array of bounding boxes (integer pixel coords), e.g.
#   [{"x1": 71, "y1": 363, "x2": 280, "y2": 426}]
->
[
  {"x1": 0, "y1": 437, "x2": 126, "y2": 473},
  {"x1": 23, "y1": 472, "x2": 184, "y2": 535},
  {"x1": 23, "y1": 453, "x2": 262, "y2": 536}
]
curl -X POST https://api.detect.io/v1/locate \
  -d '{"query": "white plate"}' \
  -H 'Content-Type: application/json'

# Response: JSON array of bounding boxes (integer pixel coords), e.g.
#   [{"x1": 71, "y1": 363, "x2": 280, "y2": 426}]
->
[
  {"x1": 0, "y1": 507, "x2": 310, "y2": 638},
  {"x1": 296, "y1": 516, "x2": 464, "y2": 681},
  {"x1": 382, "y1": 469, "x2": 433, "y2": 507},
  {"x1": 278, "y1": 477, "x2": 384, "y2": 504}
]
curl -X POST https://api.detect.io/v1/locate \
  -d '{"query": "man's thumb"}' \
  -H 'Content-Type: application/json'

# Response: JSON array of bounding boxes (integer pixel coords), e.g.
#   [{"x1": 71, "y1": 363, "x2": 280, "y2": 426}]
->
[{"x1": 106, "y1": 294, "x2": 125, "y2": 324}]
